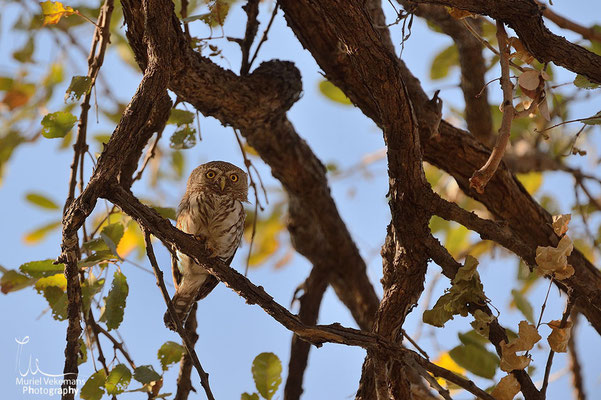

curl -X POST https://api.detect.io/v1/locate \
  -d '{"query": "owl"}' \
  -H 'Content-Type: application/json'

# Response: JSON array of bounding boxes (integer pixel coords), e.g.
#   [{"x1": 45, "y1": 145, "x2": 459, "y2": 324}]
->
[{"x1": 164, "y1": 161, "x2": 248, "y2": 330}]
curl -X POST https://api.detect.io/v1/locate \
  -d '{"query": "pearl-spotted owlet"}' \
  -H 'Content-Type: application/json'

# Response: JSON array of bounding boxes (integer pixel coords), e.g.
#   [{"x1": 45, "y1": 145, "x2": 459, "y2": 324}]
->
[{"x1": 164, "y1": 161, "x2": 247, "y2": 330}]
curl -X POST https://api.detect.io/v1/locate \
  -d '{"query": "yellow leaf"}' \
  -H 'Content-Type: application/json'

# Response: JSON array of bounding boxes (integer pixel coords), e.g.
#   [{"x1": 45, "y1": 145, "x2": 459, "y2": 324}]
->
[
  {"x1": 547, "y1": 320, "x2": 572, "y2": 353},
  {"x1": 40, "y1": 1, "x2": 76, "y2": 26},
  {"x1": 499, "y1": 321, "x2": 541, "y2": 372},
  {"x1": 117, "y1": 222, "x2": 144, "y2": 259},
  {"x1": 491, "y1": 373, "x2": 521, "y2": 400},
  {"x1": 35, "y1": 273, "x2": 67, "y2": 291},
  {"x1": 535, "y1": 235, "x2": 574, "y2": 280},
  {"x1": 433, "y1": 352, "x2": 465, "y2": 389},
  {"x1": 551, "y1": 214, "x2": 571, "y2": 237},
  {"x1": 516, "y1": 172, "x2": 543, "y2": 195}
]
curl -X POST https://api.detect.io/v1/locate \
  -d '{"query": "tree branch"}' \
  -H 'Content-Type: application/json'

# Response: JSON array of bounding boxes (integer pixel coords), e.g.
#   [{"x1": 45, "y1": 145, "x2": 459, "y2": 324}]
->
[
  {"x1": 284, "y1": 266, "x2": 328, "y2": 400},
  {"x1": 469, "y1": 21, "x2": 515, "y2": 193}
]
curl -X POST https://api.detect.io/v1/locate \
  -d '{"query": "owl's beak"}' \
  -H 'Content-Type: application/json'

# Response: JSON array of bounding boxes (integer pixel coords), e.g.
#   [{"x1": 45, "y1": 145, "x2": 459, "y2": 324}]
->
[{"x1": 219, "y1": 176, "x2": 226, "y2": 191}]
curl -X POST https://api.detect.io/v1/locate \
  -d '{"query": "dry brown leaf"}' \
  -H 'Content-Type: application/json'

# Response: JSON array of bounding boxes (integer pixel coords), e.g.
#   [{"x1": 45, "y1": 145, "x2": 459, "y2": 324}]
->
[
  {"x1": 547, "y1": 320, "x2": 573, "y2": 353},
  {"x1": 538, "y1": 97, "x2": 550, "y2": 121},
  {"x1": 491, "y1": 373, "x2": 521, "y2": 400},
  {"x1": 552, "y1": 214, "x2": 571, "y2": 236},
  {"x1": 535, "y1": 235, "x2": 574, "y2": 280},
  {"x1": 508, "y1": 37, "x2": 535, "y2": 64},
  {"x1": 500, "y1": 321, "x2": 541, "y2": 372},
  {"x1": 445, "y1": 6, "x2": 476, "y2": 19},
  {"x1": 518, "y1": 70, "x2": 542, "y2": 91}
]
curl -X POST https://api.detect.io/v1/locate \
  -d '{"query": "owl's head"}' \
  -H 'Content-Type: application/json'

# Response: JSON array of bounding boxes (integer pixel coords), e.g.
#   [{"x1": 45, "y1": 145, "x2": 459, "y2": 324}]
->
[{"x1": 187, "y1": 161, "x2": 248, "y2": 201}]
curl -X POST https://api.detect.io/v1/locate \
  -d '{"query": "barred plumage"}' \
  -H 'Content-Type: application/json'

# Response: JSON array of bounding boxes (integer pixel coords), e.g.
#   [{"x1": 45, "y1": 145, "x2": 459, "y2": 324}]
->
[{"x1": 164, "y1": 161, "x2": 248, "y2": 330}]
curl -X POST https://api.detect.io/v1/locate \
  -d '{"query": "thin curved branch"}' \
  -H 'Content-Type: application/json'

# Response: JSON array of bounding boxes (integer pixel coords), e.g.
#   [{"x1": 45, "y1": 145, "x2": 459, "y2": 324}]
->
[{"x1": 143, "y1": 230, "x2": 215, "y2": 400}]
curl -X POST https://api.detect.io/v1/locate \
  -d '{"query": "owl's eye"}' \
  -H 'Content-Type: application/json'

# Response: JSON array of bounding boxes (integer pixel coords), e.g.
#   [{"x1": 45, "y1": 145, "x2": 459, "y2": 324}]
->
[
  {"x1": 229, "y1": 174, "x2": 239, "y2": 182},
  {"x1": 205, "y1": 170, "x2": 216, "y2": 179}
]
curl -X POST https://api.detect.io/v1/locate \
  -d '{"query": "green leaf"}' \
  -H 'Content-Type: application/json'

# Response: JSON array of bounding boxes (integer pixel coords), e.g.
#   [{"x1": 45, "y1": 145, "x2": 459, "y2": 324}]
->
[
  {"x1": 0, "y1": 269, "x2": 35, "y2": 293},
  {"x1": 171, "y1": 151, "x2": 184, "y2": 179},
  {"x1": 158, "y1": 341, "x2": 185, "y2": 371},
  {"x1": 458, "y1": 330, "x2": 489, "y2": 349},
  {"x1": 252, "y1": 352, "x2": 282, "y2": 400},
  {"x1": 78, "y1": 250, "x2": 120, "y2": 268},
  {"x1": 168, "y1": 109, "x2": 195, "y2": 126},
  {"x1": 78, "y1": 338, "x2": 88, "y2": 365},
  {"x1": 25, "y1": 192, "x2": 59, "y2": 210},
  {"x1": 511, "y1": 289, "x2": 534, "y2": 323},
  {"x1": 153, "y1": 206, "x2": 177, "y2": 220},
  {"x1": 449, "y1": 343, "x2": 499, "y2": 379},
  {"x1": 99, "y1": 271, "x2": 129, "y2": 330},
  {"x1": 105, "y1": 364, "x2": 132, "y2": 395},
  {"x1": 423, "y1": 256, "x2": 486, "y2": 327},
  {"x1": 444, "y1": 224, "x2": 470, "y2": 258},
  {"x1": 23, "y1": 220, "x2": 62, "y2": 244},
  {"x1": 133, "y1": 365, "x2": 162, "y2": 384},
  {"x1": 318, "y1": 79, "x2": 352, "y2": 105},
  {"x1": 20, "y1": 259, "x2": 64, "y2": 278},
  {"x1": 583, "y1": 111, "x2": 601, "y2": 125},
  {"x1": 183, "y1": 0, "x2": 234, "y2": 26},
  {"x1": 241, "y1": 393, "x2": 260, "y2": 400},
  {"x1": 41, "y1": 111, "x2": 77, "y2": 138},
  {"x1": 13, "y1": 36, "x2": 35, "y2": 63},
  {"x1": 169, "y1": 125, "x2": 197, "y2": 150},
  {"x1": 81, "y1": 238, "x2": 109, "y2": 253},
  {"x1": 65, "y1": 75, "x2": 93, "y2": 102},
  {"x1": 100, "y1": 223, "x2": 124, "y2": 258},
  {"x1": 81, "y1": 370, "x2": 107, "y2": 400},
  {"x1": 430, "y1": 44, "x2": 459, "y2": 80},
  {"x1": 573, "y1": 74, "x2": 600, "y2": 89},
  {"x1": 81, "y1": 276, "x2": 105, "y2": 315},
  {"x1": 38, "y1": 282, "x2": 68, "y2": 320}
]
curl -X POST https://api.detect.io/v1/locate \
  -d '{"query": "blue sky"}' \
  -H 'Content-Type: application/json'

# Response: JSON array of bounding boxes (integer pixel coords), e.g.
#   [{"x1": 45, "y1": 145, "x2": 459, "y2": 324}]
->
[{"x1": 1, "y1": 1, "x2": 600, "y2": 399}]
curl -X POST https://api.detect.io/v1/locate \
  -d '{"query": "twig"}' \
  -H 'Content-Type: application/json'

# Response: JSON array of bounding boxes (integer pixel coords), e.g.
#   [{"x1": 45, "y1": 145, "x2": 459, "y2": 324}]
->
[
  {"x1": 469, "y1": 21, "x2": 515, "y2": 193},
  {"x1": 535, "y1": 114, "x2": 601, "y2": 135},
  {"x1": 174, "y1": 303, "x2": 199, "y2": 400},
  {"x1": 248, "y1": 2, "x2": 279, "y2": 70},
  {"x1": 232, "y1": 129, "x2": 262, "y2": 276},
  {"x1": 239, "y1": 0, "x2": 260, "y2": 75},
  {"x1": 541, "y1": 298, "x2": 573, "y2": 395},
  {"x1": 142, "y1": 230, "x2": 215, "y2": 400},
  {"x1": 94, "y1": 322, "x2": 137, "y2": 370},
  {"x1": 86, "y1": 310, "x2": 113, "y2": 375},
  {"x1": 461, "y1": 19, "x2": 525, "y2": 72},
  {"x1": 567, "y1": 312, "x2": 586, "y2": 400}
]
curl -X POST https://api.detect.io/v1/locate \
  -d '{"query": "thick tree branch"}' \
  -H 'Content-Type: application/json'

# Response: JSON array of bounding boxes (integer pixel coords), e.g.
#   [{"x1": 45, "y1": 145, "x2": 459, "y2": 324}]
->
[{"x1": 408, "y1": 0, "x2": 601, "y2": 83}]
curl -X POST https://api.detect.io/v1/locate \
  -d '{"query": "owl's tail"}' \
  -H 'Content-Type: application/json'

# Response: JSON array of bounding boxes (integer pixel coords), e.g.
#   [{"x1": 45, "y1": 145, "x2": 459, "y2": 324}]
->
[
  {"x1": 164, "y1": 291, "x2": 196, "y2": 331},
  {"x1": 163, "y1": 275, "x2": 219, "y2": 331}
]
